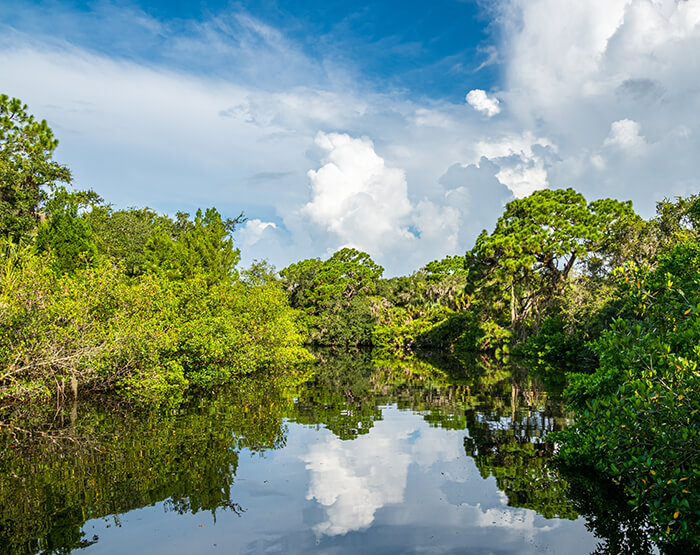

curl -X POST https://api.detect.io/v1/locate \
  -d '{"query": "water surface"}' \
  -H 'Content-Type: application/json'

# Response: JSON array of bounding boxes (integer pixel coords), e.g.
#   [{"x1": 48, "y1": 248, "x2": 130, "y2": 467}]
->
[{"x1": 0, "y1": 354, "x2": 655, "y2": 554}]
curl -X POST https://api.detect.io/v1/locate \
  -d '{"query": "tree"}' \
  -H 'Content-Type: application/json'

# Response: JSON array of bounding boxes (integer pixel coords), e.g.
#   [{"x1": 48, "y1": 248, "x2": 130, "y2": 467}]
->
[
  {"x1": 35, "y1": 187, "x2": 101, "y2": 274},
  {"x1": 556, "y1": 239, "x2": 700, "y2": 550},
  {"x1": 469, "y1": 188, "x2": 638, "y2": 335},
  {"x1": 421, "y1": 255, "x2": 471, "y2": 311},
  {"x1": 0, "y1": 95, "x2": 71, "y2": 241},
  {"x1": 145, "y1": 208, "x2": 245, "y2": 285},
  {"x1": 280, "y1": 248, "x2": 384, "y2": 345},
  {"x1": 86, "y1": 206, "x2": 168, "y2": 276},
  {"x1": 281, "y1": 247, "x2": 384, "y2": 314},
  {"x1": 648, "y1": 194, "x2": 700, "y2": 254}
]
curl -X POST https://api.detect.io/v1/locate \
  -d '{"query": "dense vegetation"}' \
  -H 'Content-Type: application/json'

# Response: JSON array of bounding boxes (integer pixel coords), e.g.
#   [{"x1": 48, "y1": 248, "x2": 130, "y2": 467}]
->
[
  {"x1": 0, "y1": 95, "x2": 310, "y2": 404},
  {"x1": 1, "y1": 94, "x2": 698, "y2": 550}
]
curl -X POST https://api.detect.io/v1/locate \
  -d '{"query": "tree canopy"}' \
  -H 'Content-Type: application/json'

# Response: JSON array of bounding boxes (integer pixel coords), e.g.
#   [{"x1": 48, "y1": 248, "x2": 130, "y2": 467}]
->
[
  {"x1": 469, "y1": 188, "x2": 638, "y2": 332},
  {"x1": 0, "y1": 95, "x2": 71, "y2": 241}
]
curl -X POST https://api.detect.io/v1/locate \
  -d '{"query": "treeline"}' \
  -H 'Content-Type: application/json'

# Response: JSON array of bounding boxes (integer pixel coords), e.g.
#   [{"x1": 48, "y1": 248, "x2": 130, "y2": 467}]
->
[
  {"x1": 0, "y1": 94, "x2": 310, "y2": 403},
  {"x1": 279, "y1": 190, "x2": 699, "y2": 549}
]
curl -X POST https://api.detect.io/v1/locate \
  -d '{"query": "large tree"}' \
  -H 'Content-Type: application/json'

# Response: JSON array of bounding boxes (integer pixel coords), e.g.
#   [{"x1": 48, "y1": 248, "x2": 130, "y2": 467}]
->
[
  {"x1": 469, "y1": 188, "x2": 639, "y2": 334},
  {"x1": 145, "y1": 208, "x2": 245, "y2": 285},
  {"x1": 281, "y1": 247, "x2": 384, "y2": 314},
  {"x1": 0, "y1": 95, "x2": 71, "y2": 241}
]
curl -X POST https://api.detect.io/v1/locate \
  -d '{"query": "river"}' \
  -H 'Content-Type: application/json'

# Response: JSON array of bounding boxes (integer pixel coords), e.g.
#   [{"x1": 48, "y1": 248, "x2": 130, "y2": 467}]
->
[{"x1": 0, "y1": 351, "x2": 658, "y2": 554}]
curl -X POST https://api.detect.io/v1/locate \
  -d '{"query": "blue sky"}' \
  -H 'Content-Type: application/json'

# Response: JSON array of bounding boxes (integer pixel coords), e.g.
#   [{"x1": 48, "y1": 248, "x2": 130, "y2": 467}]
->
[
  {"x1": 1, "y1": 0, "x2": 496, "y2": 98},
  {"x1": 2, "y1": 0, "x2": 700, "y2": 275}
]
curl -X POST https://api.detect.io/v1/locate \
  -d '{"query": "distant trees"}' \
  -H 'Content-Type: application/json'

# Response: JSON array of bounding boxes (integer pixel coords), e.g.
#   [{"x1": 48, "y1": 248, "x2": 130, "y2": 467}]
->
[{"x1": 281, "y1": 248, "x2": 384, "y2": 346}]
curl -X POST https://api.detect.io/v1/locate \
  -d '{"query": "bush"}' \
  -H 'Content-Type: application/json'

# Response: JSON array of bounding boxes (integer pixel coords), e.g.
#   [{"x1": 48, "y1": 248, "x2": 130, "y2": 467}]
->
[
  {"x1": 0, "y1": 246, "x2": 311, "y2": 403},
  {"x1": 555, "y1": 243, "x2": 700, "y2": 550}
]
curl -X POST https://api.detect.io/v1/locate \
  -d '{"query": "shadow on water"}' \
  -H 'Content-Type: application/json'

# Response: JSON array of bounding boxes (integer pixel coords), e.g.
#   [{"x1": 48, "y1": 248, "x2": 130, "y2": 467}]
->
[
  {"x1": 561, "y1": 469, "x2": 658, "y2": 555},
  {"x1": 0, "y1": 351, "x2": 659, "y2": 554}
]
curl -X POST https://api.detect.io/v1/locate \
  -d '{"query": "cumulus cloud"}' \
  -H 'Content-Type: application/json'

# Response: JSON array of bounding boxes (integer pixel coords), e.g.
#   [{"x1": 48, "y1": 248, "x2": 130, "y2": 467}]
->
[
  {"x1": 238, "y1": 219, "x2": 277, "y2": 246},
  {"x1": 302, "y1": 132, "x2": 414, "y2": 256},
  {"x1": 466, "y1": 89, "x2": 501, "y2": 117},
  {"x1": 474, "y1": 133, "x2": 556, "y2": 198},
  {"x1": 495, "y1": 0, "x2": 700, "y2": 214},
  {"x1": 296, "y1": 131, "x2": 494, "y2": 273},
  {"x1": 603, "y1": 118, "x2": 646, "y2": 152},
  {"x1": 4, "y1": 0, "x2": 700, "y2": 274}
]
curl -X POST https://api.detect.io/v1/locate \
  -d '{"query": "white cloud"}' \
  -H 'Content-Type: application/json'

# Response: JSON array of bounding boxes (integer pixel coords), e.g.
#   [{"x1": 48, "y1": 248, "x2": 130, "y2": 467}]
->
[
  {"x1": 302, "y1": 132, "x2": 414, "y2": 257},
  {"x1": 473, "y1": 133, "x2": 556, "y2": 198},
  {"x1": 413, "y1": 108, "x2": 454, "y2": 128},
  {"x1": 466, "y1": 89, "x2": 501, "y2": 117},
  {"x1": 494, "y1": 0, "x2": 700, "y2": 213},
  {"x1": 293, "y1": 131, "x2": 512, "y2": 274},
  {"x1": 238, "y1": 219, "x2": 277, "y2": 246},
  {"x1": 4, "y1": 0, "x2": 700, "y2": 275},
  {"x1": 0, "y1": 31, "x2": 501, "y2": 275},
  {"x1": 603, "y1": 118, "x2": 646, "y2": 152}
]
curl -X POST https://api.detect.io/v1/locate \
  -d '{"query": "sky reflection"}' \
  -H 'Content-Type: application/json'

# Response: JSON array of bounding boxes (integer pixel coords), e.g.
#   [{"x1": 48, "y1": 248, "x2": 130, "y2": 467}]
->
[{"x1": 69, "y1": 404, "x2": 599, "y2": 554}]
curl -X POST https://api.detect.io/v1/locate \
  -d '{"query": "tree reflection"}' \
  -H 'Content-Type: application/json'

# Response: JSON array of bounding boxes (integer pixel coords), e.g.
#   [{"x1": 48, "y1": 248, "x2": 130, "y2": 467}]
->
[
  {"x1": 289, "y1": 348, "x2": 382, "y2": 439},
  {"x1": 0, "y1": 375, "x2": 290, "y2": 554},
  {"x1": 0, "y1": 352, "x2": 661, "y2": 555},
  {"x1": 562, "y1": 469, "x2": 657, "y2": 555}
]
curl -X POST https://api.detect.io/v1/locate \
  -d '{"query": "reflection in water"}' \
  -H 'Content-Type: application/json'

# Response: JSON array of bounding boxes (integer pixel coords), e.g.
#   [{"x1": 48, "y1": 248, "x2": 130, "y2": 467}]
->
[
  {"x1": 463, "y1": 386, "x2": 578, "y2": 520},
  {"x1": 0, "y1": 353, "x2": 656, "y2": 554},
  {"x1": 303, "y1": 409, "x2": 463, "y2": 536},
  {"x1": 0, "y1": 377, "x2": 291, "y2": 554}
]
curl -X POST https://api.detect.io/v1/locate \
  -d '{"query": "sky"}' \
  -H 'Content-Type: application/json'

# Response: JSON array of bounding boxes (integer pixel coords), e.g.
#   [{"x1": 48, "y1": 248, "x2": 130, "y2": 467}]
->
[{"x1": 1, "y1": 0, "x2": 699, "y2": 275}]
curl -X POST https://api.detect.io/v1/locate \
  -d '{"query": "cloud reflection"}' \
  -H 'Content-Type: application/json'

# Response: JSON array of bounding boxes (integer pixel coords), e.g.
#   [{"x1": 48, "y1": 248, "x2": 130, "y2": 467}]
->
[{"x1": 302, "y1": 409, "x2": 463, "y2": 536}]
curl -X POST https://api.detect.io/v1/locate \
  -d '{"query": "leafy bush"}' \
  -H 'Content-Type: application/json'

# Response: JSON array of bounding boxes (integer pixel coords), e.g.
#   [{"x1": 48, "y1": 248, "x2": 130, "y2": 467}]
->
[
  {"x1": 555, "y1": 242, "x2": 700, "y2": 550},
  {"x1": 0, "y1": 245, "x2": 311, "y2": 403}
]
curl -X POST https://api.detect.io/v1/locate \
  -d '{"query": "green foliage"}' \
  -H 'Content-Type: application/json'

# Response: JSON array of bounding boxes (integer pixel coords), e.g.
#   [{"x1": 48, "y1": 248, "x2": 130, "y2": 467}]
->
[
  {"x1": 282, "y1": 247, "x2": 383, "y2": 312},
  {"x1": 0, "y1": 95, "x2": 71, "y2": 242},
  {"x1": 555, "y1": 241, "x2": 700, "y2": 550},
  {"x1": 369, "y1": 255, "x2": 475, "y2": 357},
  {"x1": 469, "y1": 188, "x2": 639, "y2": 339},
  {"x1": 423, "y1": 254, "x2": 467, "y2": 281},
  {"x1": 35, "y1": 187, "x2": 100, "y2": 274},
  {"x1": 241, "y1": 258, "x2": 280, "y2": 287},
  {"x1": 465, "y1": 430, "x2": 577, "y2": 520},
  {"x1": 281, "y1": 248, "x2": 383, "y2": 346},
  {"x1": 0, "y1": 246, "x2": 311, "y2": 403},
  {"x1": 290, "y1": 348, "x2": 382, "y2": 439},
  {"x1": 651, "y1": 195, "x2": 700, "y2": 252},
  {"x1": 372, "y1": 304, "x2": 455, "y2": 355},
  {"x1": 85, "y1": 205, "x2": 168, "y2": 275},
  {"x1": 514, "y1": 314, "x2": 590, "y2": 371},
  {"x1": 0, "y1": 95, "x2": 311, "y2": 405},
  {"x1": 145, "y1": 208, "x2": 244, "y2": 286}
]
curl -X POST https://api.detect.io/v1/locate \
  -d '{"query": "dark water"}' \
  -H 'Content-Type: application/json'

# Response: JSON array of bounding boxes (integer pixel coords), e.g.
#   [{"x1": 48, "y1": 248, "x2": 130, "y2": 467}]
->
[{"x1": 0, "y1": 353, "x2": 657, "y2": 554}]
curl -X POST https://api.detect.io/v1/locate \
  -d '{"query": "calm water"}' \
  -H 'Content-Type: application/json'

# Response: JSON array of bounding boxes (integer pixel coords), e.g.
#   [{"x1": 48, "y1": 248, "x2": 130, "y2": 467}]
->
[{"x1": 0, "y1": 353, "x2": 657, "y2": 554}]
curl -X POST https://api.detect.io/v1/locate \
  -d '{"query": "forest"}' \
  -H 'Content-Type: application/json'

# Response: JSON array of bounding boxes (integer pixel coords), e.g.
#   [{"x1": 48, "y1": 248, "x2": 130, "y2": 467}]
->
[{"x1": 1, "y1": 94, "x2": 698, "y2": 550}]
